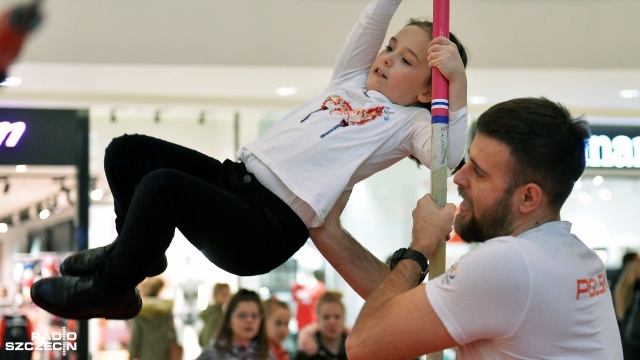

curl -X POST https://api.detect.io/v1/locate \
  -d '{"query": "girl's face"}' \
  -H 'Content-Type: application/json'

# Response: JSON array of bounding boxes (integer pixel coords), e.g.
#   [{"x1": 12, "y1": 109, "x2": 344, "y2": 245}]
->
[
  {"x1": 317, "y1": 302, "x2": 344, "y2": 342},
  {"x1": 265, "y1": 306, "x2": 291, "y2": 344},
  {"x1": 230, "y1": 301, "x2": 262, "y2": 344},
  {"x1": 366, "y1": 25, "x2": 432, "y2": 107}
]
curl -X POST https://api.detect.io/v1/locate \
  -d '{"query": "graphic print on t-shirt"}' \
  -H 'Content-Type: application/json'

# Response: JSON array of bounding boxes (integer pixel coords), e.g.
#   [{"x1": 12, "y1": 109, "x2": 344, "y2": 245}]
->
[{"x1": 300, "y1": 95, "x2": 392, "y2": 138}]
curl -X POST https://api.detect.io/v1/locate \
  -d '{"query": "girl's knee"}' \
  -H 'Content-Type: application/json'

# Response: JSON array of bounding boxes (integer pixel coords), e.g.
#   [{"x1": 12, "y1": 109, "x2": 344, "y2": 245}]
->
[
  {"x1": 105, "y1": 134, "x2": 138, "y2": 163},
  {"x1": 137, "y1": 169, "x2": 181, "y2": 195}
]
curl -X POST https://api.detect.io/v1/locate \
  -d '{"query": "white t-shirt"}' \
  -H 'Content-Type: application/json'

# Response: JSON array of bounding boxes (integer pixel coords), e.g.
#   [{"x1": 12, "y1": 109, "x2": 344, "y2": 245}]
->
[
  {"x1": 238, "y1": 0, "x2": 468, "y2": 227},
  {"x1": 427, "y1": 221, "x2": 623, "y2": 359}
]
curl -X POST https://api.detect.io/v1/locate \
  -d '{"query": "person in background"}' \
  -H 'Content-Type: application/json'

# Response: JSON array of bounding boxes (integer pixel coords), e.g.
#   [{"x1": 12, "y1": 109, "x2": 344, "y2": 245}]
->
[
  {"x1": 199, "y1": 282, "x2": 232, "y2": 348},
  {"x1": 292, "y1": 270, "x2": 325, "y2": 331},
  {"x1": 310, "y1": 97, "x2": 623, "y2": 359},
  {"x1": 614, "y1": 252, "x2": 640, "y2": 359},
  {"x1": 197, "y1": 289, "x2": 274, "y2": 360},
  {"x1": 129, "y1": 277, "x2": 177, "y2": 360},
  {"x1": 295, "y1": 291, "x2": 348, "y2": 360},
  {"x1": 264, "y1": 297, "x2": 292, "y2": 360}
]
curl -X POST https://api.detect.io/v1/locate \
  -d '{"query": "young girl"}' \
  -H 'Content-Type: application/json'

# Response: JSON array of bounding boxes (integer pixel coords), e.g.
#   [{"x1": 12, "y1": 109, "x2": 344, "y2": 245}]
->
[
  {"x1": 295, "y1": 291, "x2": 349, "y2": 360},
  {"x1": 264, "y1": 297, "x2": 292, "y2": 360},
  {"x1": 30, "y1": 0, "x2": 468, "y2": 320},
  {"x1": 197, "y1": 289, "x2": 274, "y2": 360}
]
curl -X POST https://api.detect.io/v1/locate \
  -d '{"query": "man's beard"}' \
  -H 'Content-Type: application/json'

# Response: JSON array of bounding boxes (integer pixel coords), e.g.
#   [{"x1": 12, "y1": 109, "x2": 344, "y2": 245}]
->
[{"x1": 454, "y1": 187, "x2": 515, "y2": 244}]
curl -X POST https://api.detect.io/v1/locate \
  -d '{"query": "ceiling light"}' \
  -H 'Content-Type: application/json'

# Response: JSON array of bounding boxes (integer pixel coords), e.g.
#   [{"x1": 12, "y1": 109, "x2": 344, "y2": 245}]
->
[
  {"x1": 618, "y1": 89, "x2": 640, "y2": 99},
  {"x1": 469, "y1": 96, "x2": 489, "y2": 105},
  {"x1": 573, "y1": 179, "x2": 582, "y2": 190},
  {"x1": 39, "y1": 208, "x2": 50, "y2": 220},
  {"x1": 592, "y1": 175, "x2": 604, "y2": 186},
  {"x1": 15, "y1": 165, "x2": 27, "y2": 173},
  {"x1": 578, "y1": 192, "x2": 592, "y2": 204},
  {"x1": 276, "y1": 87, "x2": 298, "y2": 96},
  {"x1": 598, "y1": 188, "x2": 612, "y2": 202},
  {"x1": 0, "y1": 77, "x2": 22, "y2": 87},
  {"x1": 90, "y1": 188, "x2": 104, "y2": 201}
]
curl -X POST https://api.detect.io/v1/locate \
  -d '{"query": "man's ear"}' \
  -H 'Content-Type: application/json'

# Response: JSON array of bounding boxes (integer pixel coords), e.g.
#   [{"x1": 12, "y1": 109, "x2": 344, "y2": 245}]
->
[
  {"x1": 417, "y1": 85, "x2": 432, "y2": 104},
  {"x1": 518, "y1": 183, "x2": 543, "y2": 214}
]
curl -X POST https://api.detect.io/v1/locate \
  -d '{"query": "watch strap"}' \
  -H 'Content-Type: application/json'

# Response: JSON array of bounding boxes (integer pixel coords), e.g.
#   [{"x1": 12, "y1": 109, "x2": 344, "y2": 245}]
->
[{"x1": 389, "y1": 248, "x2": 429, "y2": 283}]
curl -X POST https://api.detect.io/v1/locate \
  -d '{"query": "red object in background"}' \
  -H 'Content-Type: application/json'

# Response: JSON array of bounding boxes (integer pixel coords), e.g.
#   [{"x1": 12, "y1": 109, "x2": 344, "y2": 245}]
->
[
  {"x1": 0, "y1": 313, "x2": 33, "y2": 358},
  {"x1": 292, "y1": 280, "x2": 326, "y2": 330},
  {"x1": 449, "y1": 205, "x2": 464, "y2": 243},
  {"x1": 0, "y1": 0, "x2": 42, "y2": 81}
]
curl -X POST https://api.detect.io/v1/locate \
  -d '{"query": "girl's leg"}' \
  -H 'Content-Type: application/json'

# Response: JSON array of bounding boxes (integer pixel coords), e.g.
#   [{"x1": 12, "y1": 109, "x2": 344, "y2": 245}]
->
[
  {"x1": 104, "y1": 134, "x2": 223, "y2": 233},
  {"x1": 98, "y1": 138, "x2": 309, "y2": 291},
  {"x1": 62, "y1": 134, "x2": 220, "y2": 277}
]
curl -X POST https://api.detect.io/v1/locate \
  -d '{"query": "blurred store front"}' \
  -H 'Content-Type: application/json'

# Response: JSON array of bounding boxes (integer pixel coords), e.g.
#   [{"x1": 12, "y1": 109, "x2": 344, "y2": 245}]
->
[{"x1": 0, "y1": 107, "x2": 89, "y2": 359}]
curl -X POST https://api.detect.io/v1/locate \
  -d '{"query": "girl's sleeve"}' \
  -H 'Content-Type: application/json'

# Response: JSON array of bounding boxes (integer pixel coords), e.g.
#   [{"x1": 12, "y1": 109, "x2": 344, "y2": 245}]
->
[
  {"x1": 407, "y1": 106, "x2": 468, "y2": 170},
  {"x1": 329, "y1": 0, "x2": 402, "y2": 86},
  {"x1": 446, "y1": 106, "x2": 469, "y2": 169}
]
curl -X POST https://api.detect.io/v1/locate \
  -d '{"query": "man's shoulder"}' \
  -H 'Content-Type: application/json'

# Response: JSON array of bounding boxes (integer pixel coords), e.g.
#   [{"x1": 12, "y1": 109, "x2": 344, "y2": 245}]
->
[
  {"x1": 200, "y1": 304, "x2": 223, "y2": 316},
  {"x1": 457, "y1": 237, "x2": 530, "y2": 277}
]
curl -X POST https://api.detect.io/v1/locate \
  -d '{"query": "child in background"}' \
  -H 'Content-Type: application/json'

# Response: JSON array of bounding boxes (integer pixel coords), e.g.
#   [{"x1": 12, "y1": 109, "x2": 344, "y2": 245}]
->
[
  {"x1": 30, "y1": 0, "x2": 469, "y2": 321},
  {"x1": 264, "y1": 297, "x2": 292, "y2": 360},
  {"x1": 197, "y1": 289, "x2": 274, "y2": 360},
  {"x1": 295, "y1": 291, "x2": 348, "y2": 360}
]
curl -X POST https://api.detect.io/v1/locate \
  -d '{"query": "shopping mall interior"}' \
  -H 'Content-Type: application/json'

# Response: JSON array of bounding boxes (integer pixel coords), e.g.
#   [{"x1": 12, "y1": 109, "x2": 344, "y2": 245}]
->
[{"x1": 1, "y1": 0, "x2": 639, "y2": 359}]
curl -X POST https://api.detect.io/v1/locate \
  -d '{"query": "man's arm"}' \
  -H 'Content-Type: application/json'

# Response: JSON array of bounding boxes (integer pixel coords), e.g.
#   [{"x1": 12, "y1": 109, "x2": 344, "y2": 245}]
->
[
  {"x1": 309, "y1": 190, "x2": 389, "y2": 299},
  {"x1": 346, "y1": 194, "x2": 458, "y2": 359}
]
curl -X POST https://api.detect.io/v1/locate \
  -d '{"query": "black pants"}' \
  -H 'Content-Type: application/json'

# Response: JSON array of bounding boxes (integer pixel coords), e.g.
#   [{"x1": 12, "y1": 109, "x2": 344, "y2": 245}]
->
[{"x1": 95, "y1": 134, "x2": 309, "y2": 292}]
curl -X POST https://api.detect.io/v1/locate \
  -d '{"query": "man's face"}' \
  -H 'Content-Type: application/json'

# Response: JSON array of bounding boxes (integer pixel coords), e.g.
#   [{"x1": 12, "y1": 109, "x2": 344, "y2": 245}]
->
[{"x1": 452, "y1": 133, "x2": 517, "y2": 243}]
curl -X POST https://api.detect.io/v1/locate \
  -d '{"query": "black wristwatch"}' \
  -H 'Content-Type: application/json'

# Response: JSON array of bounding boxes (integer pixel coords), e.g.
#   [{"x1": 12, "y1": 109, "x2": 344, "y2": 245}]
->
[{"x1": 389, "y1": 248, "x2": 429, "y2": 283}]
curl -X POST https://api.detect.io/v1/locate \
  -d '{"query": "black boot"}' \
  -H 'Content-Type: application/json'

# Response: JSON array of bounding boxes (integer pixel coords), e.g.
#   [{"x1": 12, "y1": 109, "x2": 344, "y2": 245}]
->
[
  {"x1": 30, "y1": 276, "x2": 142, "y2": 320},
  {"x1": 60, "y1": 242, "x2": 168, "y2": 277}
]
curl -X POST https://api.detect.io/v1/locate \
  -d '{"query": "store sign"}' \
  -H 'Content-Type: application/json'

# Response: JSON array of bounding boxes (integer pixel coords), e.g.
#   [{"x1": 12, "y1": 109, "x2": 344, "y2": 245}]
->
[
  {"x1": 587, "y1": 134, "x2": 640, "y2": 169},
  {"x1": 587, "y1": 125, "x2": 640, "y2": 169},
  {"x1": 0, "y1": 121, "x2": 26, "y2": 147},
  {"x1": 0, "y1": 108, "x2": 87, "y2": 165}
]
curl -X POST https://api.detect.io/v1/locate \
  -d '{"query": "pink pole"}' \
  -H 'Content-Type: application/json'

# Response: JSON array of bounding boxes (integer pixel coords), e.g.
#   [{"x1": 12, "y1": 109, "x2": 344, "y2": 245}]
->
[
  {"x1": 428, "y1": 0, "x2": 450, "y2": 332},
  {"x1": 428, "y1": 2, "x2": 450, "y2": 359},
  {"x1": 431, "y1": 0, "x2": 450, "y2": 125}
]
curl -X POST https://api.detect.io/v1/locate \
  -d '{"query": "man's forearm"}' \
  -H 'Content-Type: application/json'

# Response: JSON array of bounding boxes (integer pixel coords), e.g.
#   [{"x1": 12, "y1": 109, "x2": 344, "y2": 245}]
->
[
  {"x1": 347, "y1": 260, "x2": 427, "y2": 360},
  {"x1": 309, "y1": 224, "x2": 388, "y2": 299}
]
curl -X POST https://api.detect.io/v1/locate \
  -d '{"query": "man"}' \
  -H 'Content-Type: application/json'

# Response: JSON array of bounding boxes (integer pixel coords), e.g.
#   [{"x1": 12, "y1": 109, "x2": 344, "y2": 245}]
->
[{"x1": 310, "y1": 97, "x2": 623, "y2": 359}]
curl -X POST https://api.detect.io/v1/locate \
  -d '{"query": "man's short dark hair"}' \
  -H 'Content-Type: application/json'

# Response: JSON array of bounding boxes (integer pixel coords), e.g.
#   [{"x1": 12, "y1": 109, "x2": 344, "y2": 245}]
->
[{"x1": 475, "y1": 97, "x2": 590, "y2": 211}]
